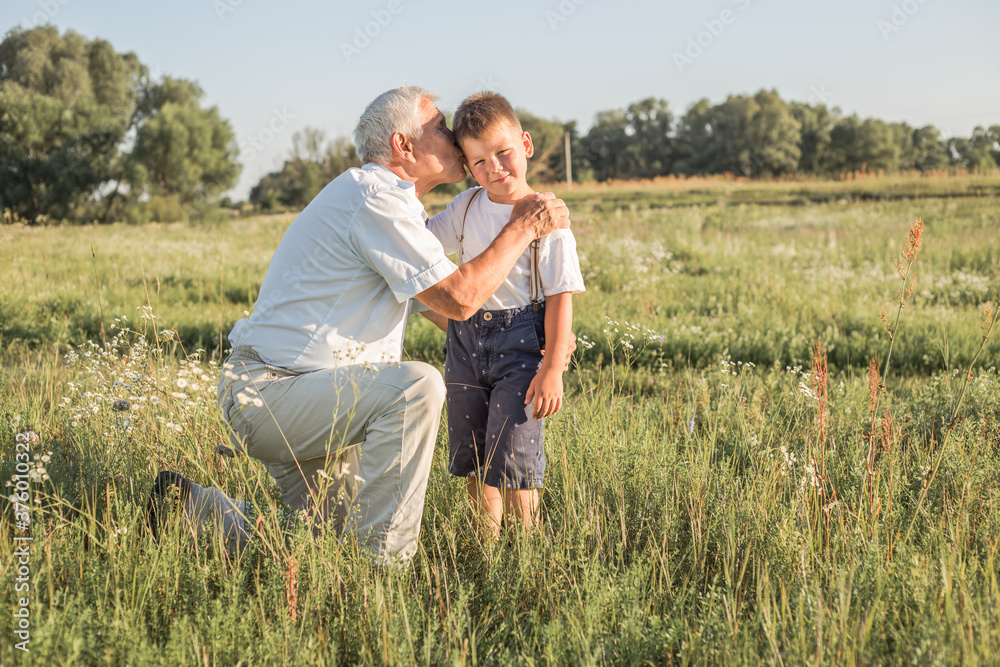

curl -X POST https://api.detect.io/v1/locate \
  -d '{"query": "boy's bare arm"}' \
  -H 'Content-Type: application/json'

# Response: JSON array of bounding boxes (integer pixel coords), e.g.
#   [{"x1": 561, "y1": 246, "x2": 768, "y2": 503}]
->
[
  {"x1": 539, "y1": 292, "x2": 574, "y2": 373},
  {"x1": 525, "y1": 292, "x2": 573, "y2": 419},
  {"x1": 419, "y1": 310, "x2": 449, "y2": 332}
]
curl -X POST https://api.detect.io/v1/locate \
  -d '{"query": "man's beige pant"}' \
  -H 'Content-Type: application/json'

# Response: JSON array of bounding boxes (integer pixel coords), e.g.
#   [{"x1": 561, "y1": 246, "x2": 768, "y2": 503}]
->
[{"x1": 191, "y1": 347, "x2": 444, "y2": 561}]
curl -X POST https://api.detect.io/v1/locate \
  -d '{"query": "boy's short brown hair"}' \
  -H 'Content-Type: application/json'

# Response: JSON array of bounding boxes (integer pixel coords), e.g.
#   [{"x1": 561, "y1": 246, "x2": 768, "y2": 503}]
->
[{"x1": 452, "y1": 91, "x2": 522, "y2": 144}]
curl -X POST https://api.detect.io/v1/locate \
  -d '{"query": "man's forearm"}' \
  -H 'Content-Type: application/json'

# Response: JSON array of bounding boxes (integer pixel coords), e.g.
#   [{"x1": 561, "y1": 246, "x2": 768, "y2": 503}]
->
[
  {"x1": 451, "y1": 222, "x2": 535, "y2": 315},
  {"x1": 415, "y1": 192, "x2": 569, "y2": 320}
]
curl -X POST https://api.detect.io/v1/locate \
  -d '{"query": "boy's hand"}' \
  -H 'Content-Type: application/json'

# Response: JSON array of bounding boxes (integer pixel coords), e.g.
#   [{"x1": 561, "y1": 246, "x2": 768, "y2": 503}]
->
[{"x1": 525, "y1": 367, "x2": 563, "y2": 419}]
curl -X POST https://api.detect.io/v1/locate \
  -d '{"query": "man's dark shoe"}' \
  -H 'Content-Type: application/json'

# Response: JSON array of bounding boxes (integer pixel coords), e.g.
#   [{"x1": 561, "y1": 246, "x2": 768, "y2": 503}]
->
[
  {"x1": 214, "y1": 444, "x2": 238, "y2": 458},
  {"x1": 146, "y1": 471, "x2": 192, "y2": 541}
]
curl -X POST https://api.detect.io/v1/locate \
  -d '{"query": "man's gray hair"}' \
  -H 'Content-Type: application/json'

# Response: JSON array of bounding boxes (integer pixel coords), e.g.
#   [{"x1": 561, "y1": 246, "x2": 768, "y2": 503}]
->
[{"x1": 354, "y1": 86, "x2": 438, "y2": 165}]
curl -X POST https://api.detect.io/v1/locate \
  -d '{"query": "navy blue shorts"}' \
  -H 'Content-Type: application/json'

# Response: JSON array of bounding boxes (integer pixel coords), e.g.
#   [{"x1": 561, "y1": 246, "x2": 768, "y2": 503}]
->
[{"x1": 445, "y1": 304, "x2": 546, "y2": 489}]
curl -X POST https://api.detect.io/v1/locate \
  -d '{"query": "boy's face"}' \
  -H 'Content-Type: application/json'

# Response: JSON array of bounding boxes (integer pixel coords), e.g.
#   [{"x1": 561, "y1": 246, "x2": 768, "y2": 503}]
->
[{"x1": 459, "y1": 122, "x2": 534, "y2": 203}]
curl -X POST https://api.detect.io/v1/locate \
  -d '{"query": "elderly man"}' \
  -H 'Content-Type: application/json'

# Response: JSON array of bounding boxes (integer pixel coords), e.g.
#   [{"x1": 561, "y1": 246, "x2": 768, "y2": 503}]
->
[{"x1": 146, "y1": 85, "x2": 569, "y2": 562}]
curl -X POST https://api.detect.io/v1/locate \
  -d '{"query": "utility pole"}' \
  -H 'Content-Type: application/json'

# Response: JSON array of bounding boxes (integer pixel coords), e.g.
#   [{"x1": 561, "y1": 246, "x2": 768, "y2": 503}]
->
[{"x1": 564, "y1": 130, "x2": 572, "y2": 189}]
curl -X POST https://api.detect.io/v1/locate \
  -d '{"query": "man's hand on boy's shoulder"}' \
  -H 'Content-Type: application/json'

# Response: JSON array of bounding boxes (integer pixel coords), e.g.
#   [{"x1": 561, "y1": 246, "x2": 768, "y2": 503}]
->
[
  {"x1": 510, "y1": 193, "x2": 569, "y2": 240},
  {"x1": 525, "y1": 366, "x2": 563, "y2": 419}
]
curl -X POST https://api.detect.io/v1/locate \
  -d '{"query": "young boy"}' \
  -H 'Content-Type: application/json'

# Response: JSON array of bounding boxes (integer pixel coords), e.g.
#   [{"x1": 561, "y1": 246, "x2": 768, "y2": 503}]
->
[{"x1": 427, "y1": 92, "x2": 585, "y2": 535}]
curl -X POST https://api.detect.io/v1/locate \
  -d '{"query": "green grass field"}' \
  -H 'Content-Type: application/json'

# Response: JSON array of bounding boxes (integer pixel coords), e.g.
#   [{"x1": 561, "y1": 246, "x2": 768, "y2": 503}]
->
[{"x1": 1, "y1": 173, "x2": 998, "y2": 664}]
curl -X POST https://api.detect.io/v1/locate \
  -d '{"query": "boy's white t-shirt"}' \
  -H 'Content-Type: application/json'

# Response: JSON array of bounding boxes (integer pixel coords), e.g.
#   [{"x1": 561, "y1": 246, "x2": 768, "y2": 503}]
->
[{"x1": 427, "y1": 187, "x2": 585, "y2": 311}]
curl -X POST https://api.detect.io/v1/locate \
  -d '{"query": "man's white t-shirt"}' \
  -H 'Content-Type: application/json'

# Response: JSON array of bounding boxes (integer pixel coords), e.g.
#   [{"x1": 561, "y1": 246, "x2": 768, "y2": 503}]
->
[
  {"x1": 228, "y1": 163, "x2": 457, "y2": 372},
  {"x1": 428, "y1": 187, "x2": 585, "y2": 310}
]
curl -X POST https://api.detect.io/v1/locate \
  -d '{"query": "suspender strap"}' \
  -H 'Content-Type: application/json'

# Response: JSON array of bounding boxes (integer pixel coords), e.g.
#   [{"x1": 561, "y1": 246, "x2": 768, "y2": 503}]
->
[
  {"x1": 459, "y1": 188, "x2": 542, "y2": 312},
  {"x1": 457, "y1": 188, "x2": 483, "y2": 265},
  {"x1": 529, "y1": 240, "x2": 541, "y2": 312}
]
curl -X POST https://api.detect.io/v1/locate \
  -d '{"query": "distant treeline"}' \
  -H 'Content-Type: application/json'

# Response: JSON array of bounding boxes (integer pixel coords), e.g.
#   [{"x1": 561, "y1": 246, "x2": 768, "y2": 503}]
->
[
  {"x1": 2, "y1": 26, "x2": 997, "y2": 224},
  {"x1": 572, "y1": 92, "x2": 999, "y2": 182},
  {"x1": 579, "y1": 90, "x2": 1000, "y2": 181},
  {"x1": 250, "y1": 91, "x2": 999, "y2": 211}
]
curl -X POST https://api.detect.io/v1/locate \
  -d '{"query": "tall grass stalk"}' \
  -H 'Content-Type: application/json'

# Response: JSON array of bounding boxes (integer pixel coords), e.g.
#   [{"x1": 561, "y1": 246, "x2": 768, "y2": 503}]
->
[
  {"x1": 901, "y1": 292, "x2": 999, "y2": 547},
  {"x1": 865, "y1": 217, "x2": 923, "y2": 520},
  {"x1": 809, "y1": 337, "x2": 834, "y2": 559}
]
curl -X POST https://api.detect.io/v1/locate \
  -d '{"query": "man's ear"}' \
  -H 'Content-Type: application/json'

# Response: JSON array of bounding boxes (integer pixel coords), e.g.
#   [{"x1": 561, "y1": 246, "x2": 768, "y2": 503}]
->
[
  {"x1": 522, "y1": 131, "x2": 534, "y2": 159},
  {"x1": 391, "y1": 132, "x2": 414, "y2": 162}
]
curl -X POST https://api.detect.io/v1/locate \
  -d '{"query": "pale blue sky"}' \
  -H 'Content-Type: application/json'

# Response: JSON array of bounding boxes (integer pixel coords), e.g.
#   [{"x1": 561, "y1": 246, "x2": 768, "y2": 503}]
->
[{"x1": 3, "y1": 0, "x2": 998, "y2": 199}]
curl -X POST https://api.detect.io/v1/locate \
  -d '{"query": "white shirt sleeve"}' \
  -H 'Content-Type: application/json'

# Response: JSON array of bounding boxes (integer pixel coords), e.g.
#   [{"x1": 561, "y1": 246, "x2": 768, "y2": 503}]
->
[
  {"x1": 352, "y1": 187, "x2": 457, "y2": 303},
  {"x1": 538, "y1": 228, "x2": 586, "y2": 296}
]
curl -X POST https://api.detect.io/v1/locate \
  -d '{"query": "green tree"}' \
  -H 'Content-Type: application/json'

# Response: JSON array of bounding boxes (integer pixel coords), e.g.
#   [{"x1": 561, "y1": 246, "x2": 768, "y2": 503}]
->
[
  {"x1": 128, "y1": 77, "x2": 240, "y2": 206},
  {"x1": 892, "y1": 122, "x2": 920, "y2": 171},
  {"x1": 0, "y1": 25, "x2": 240, "y2": 223},
  {"x1": 906, "y1": 125, "x2": 948, "y2": 171},
  {"x1": 517, "y1": 109, "x2": 567, "y2": 184},
  {"x1": 249, "y1": 126, "x2": 362, "y2": 209},
  {"x1": 623, "y1": 97, "x2": 673, "y2": 178},
  {"x1": 958, "y1": 126, "x2": 999, "y2": 172},
  {"x1": 0, "y1": 26, "x2": 144, "y2": 220},
  {"x1": 741, "y1": 90, "x2": 801, "y2": 177},
  {"x1": 825, "y1": 116, "x2": 900, "y2": 174},
  {"x1": 674, "y1": 90, "x2": 800, "y2": 177},
  {"x1": 672, "y1": 98, "x2": 714, "y2": 175},
  {"x1": 580, "y1": 108, "x2": 630, "y2": 181},
  {"x1": 989, "y1": 125, "x2": 1000, "y2": 166},
  {"x1": 580, "y1": 98, "x2": 673, "y2": 181},
  {"x1": 322, "y1": 136, "x2": 361, "y2": 181},
  {"x1": 790, "y1": 102, "x2": 835, "y2": 174},
  {"x1": 249, "y1": 158, "x2": 324, "y2": 210},
  {"x1": 290, "y1": 126, "x2": 327, "y2": 164},
  {"x1": 290, "y1": 125, "x2": 362, "y2": 184}
]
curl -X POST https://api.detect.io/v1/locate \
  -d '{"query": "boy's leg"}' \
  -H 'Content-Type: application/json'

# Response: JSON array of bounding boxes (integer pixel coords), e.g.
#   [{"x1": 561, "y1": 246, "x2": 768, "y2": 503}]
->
[
  {"x1": 481, "y1": 361, "x2": 546, "y2": 492},
  {"x1": 468, "y1": 482, "x2": 539, "y2": 537},
  {"x1": 480, "y1": 308, "x2": 547, "y2": 532},
  {"x1": 501, "y1": 488, "x2": 540, "y2": 532},
  {"x1": 466, "y1": 477, "x2": 503, "y2": 537}
]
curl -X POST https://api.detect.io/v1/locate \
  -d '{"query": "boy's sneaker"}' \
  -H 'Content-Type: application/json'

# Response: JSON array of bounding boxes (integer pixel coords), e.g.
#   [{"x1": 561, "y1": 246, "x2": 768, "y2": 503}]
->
[{"x1": 146, "y1": 471, "x2": 192, "y2": 541}]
